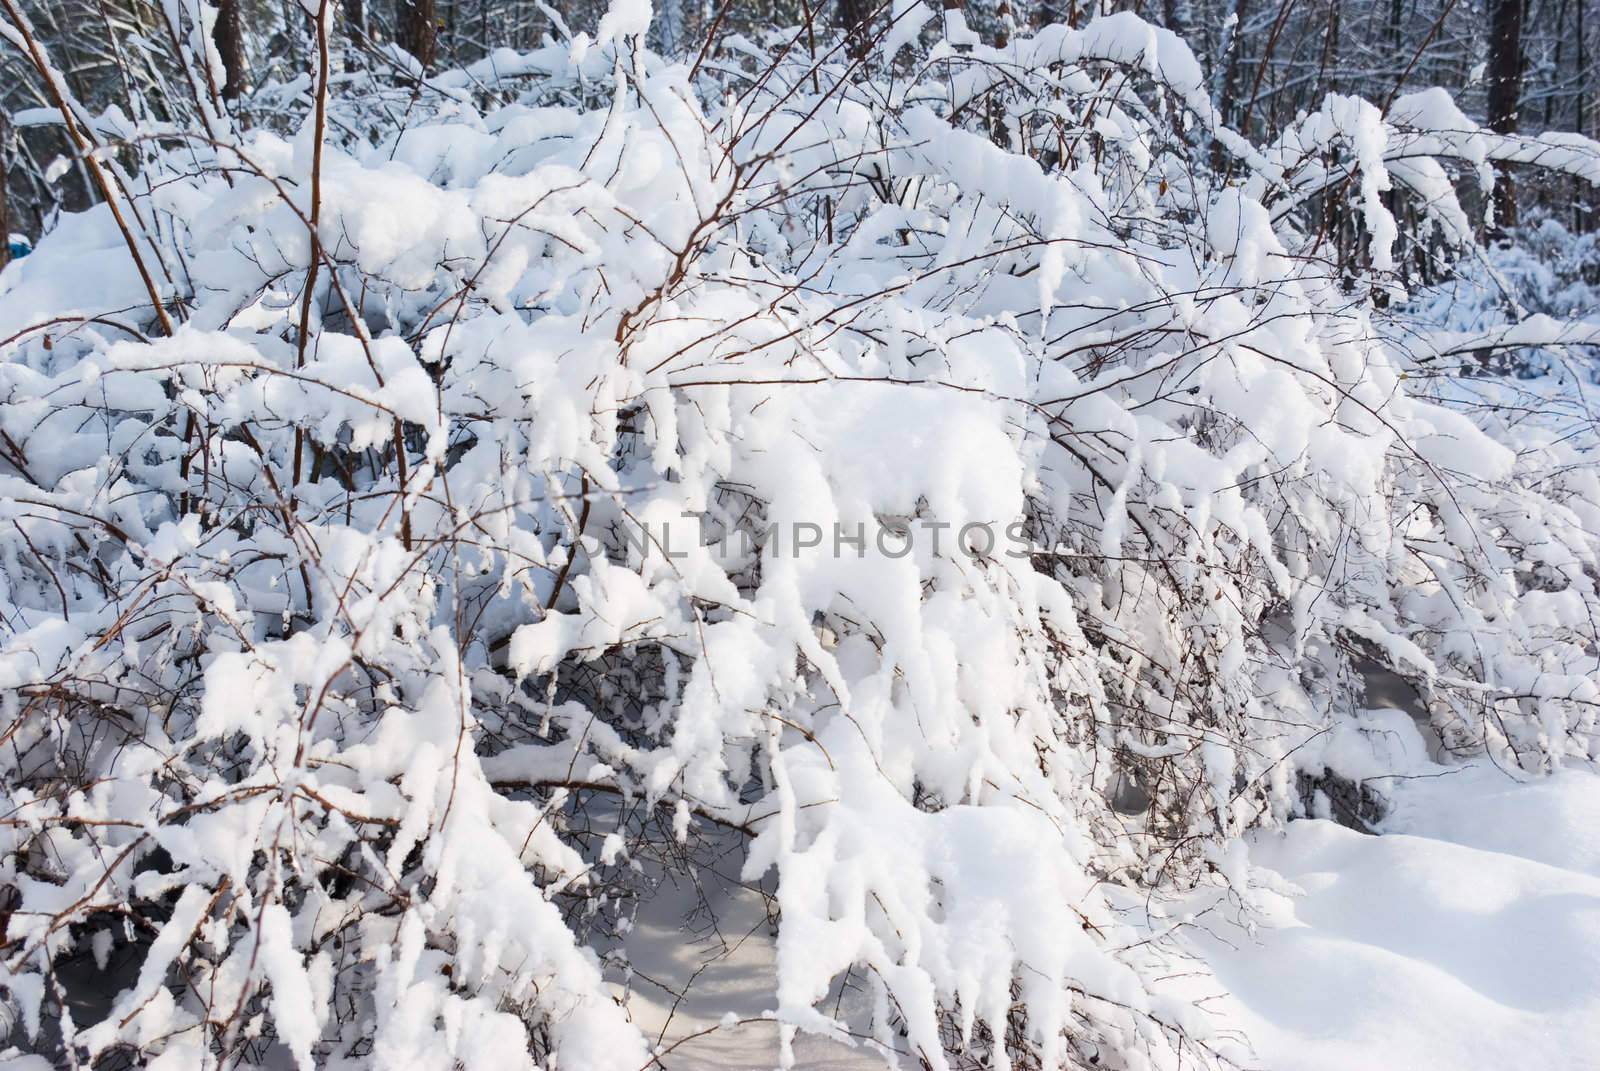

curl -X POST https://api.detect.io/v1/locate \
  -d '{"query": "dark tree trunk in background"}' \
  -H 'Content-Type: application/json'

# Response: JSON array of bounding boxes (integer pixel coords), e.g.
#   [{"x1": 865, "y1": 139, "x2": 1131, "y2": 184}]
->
[
  {"x1": 1210, "y1": 0, "x2": 1250, "y2": 166},
  {"x1": 1162, "y1": 0, "x2": 1186, "y2": 36},
  {"x1": 399, "y1": 0, "x2": 438, "y2": 67},
  {"x1": 344, "y1": 0, "x2": 366, "y2": 38},
  {"x1": 1545, "y1": 0, "x2": 1569, "y2": 126},
  {"x1": 1216, "y1": 0, "x2": 1251, "y2": 126},
  {"x1": 1579, "y1": 0, "x2": 1592, "y2": 229},
  {"x1": 0, "y1": 112, "x2": 11, "y2": 271},
  {"x1": 1315, "y1": 0, "x2": 1340, "y2": 99},
  {"x1": 837, "y1": 0, "x2": 872, "y2": 58},
  {"x1": 1580, "y1": 0, "x2": 1589, "y2": 140},
  {"x1": 213, "y1": 0, "x2": 247, "y2": 99},
  {"x1": 1486, "y1": 0, "x2": 1525, "y2": 227}
]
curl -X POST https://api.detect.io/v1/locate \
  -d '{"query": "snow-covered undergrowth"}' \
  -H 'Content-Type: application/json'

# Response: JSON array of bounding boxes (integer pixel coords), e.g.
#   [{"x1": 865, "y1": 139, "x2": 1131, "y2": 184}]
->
[
  {"x1": 1399, "y1": 213, "x2": 1600, "y2": 378},
  {"x1": 608, "y1": 732, "x2": 1600, "y2": 1071},
  {"x1": 1, "y1": 4, "x2": 1599, "y2": 1069}
]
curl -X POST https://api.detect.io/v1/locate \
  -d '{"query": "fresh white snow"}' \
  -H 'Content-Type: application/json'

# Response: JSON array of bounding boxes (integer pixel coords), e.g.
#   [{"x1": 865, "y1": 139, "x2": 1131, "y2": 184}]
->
[
  {"x1": 618, "y1": 731, "x2": 1600, "y2": 1071},
  {"x1": 1192, "y1": 767, "x2": 1600, "y2": 1070}
]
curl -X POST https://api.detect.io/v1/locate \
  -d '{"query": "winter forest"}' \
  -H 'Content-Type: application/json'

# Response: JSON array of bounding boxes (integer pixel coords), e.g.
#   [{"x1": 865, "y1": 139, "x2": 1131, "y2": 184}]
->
[{"x1": 3, "y1": 0, "x2": 1600, "y2": 1066}]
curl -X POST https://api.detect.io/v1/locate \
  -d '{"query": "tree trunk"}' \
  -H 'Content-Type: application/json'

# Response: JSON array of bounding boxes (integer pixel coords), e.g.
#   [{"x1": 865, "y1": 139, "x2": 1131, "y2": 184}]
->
[
  {"x1": 1315, "y1": 0, "x2": 1340, "y2": 99},
  {"x1": 1579, "y1": 0, "x2": 1591, "y2": 229},
  {"x1": 344, "y1": 0, "x2": 366, "y2": 39},
  {"x1": 1580, "y1": 0, "x2": 1589, "y2": 140},
  {"x1": 399, "y1": 0, "x2": 437, "y2": 68},
  {"x1": 0, "y1": 112, "x2": 11, "y2": 271},
  {"x1": 1216, "y1": 0, "x2": 1251, "y2": 125},
  {"x1": 1211, "y1": 0, "x2": 1251, "y2": 167},
  {"x1": 1486, "y1": 0, "x2": 1525, "y2": 227},
  {"x1": 213, "y1": 0, "x2": 247, "y2": 99},
  {"x1": 837, "y1": 0, "x2": 872, "y2": 59},
  {"x1": 1545, "y1": 0, "x2": 1569, "y2": 126},
  {"x1": 1162, "y1": 0, "x2": 1185, "y2": 35}
]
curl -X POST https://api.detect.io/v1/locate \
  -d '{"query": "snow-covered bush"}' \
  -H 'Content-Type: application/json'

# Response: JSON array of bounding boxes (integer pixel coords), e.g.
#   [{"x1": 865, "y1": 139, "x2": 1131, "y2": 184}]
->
[
  {"x1": 1401, "y1": 212, "x2": 1600, "y2": 378},
  {"x1": 1, "y1": 4, "x2": 1598, "y2": 1069}
]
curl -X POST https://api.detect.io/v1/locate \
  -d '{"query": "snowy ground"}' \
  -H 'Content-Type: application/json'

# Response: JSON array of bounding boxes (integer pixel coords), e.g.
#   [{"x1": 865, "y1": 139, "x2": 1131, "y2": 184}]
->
[
  {"x1": 1192, "y1": 763, "x2": 1600, "y2": 1071},
  {"x1": 621, "y1": 721, "x2": 1600, "y2": 1070},
  {"x1": 618, "y1": 847, "x2": 890, "y2": 1070}
]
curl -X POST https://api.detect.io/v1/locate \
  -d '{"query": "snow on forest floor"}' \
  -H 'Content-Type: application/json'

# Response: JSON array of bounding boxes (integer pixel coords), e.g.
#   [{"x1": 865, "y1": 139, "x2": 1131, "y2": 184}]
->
[
  {"x1": 1189, "y1": 762, "x2": 1600, "y2": 1071},
  {"x1": 618, "y1": 717, "x2": 1600, "y2": 1070},
  {"x1": 616, "y1": 840, "x2": 889, "y2": 1070}
]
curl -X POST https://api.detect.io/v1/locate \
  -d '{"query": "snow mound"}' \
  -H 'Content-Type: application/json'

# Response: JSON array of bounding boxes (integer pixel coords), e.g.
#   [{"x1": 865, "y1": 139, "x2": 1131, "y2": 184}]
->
[{"x1": 1192, "y1": 758, "x2": 1600, "y2": 1071}]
